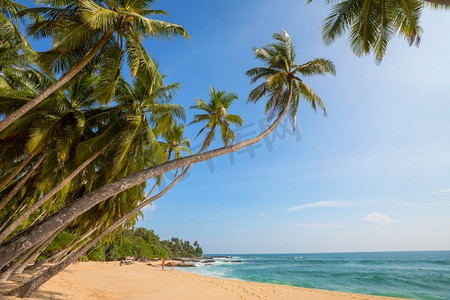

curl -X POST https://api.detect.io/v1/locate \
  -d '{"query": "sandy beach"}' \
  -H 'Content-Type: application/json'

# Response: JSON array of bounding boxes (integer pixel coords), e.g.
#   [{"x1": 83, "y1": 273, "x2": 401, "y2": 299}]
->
[{"x1": 0, "y1": 261, "x2": 405, "y2": 300}]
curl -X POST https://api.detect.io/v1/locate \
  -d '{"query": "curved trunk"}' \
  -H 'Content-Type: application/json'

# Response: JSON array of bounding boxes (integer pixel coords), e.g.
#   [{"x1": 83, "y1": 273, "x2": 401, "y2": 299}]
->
[
  {"x1": 0, "y1": 154, "x2": 45, "y2": 211},
  {"x1": 0, "y1": 146, "x2": 42, "y2": 193},
  {"x1": 0, "y1": 88, "x2": 292, "y2": 269},
  {"x1": 6, "y1": 166, "x2": 191, "y2": 297},
  {"x1": 0, "y1": 31, "x2": 113, "y2": 133},
  {"x1": 0, "y1": 151, "x2": 101, "y2": 243}
]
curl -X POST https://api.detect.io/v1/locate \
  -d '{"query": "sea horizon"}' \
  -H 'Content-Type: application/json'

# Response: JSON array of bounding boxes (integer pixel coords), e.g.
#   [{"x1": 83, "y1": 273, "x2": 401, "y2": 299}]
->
[{"x1": 204, "y1": 249, "x2": 450, "y2": 256}]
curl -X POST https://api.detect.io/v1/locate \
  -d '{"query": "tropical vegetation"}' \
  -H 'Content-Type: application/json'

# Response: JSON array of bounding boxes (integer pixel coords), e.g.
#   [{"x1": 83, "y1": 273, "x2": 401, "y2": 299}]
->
[
  {"x1": 315, "y1": 0, "x2": 449, "y2": 62},
  {"x1": 0, "y1": 1, "x2": 336, "y2": 298},
  {"x1": 47, "y1": 227, "x2": 203, "y2": 262}
]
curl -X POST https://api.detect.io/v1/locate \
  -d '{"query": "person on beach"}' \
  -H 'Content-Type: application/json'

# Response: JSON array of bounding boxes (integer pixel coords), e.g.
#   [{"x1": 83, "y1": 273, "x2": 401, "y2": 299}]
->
[
  {"x1": 161, "y1": 260, "x2": 166, "y2": 270},
  {"x1": 171, "y1": 261, "x2": 175, "y2": 271}
]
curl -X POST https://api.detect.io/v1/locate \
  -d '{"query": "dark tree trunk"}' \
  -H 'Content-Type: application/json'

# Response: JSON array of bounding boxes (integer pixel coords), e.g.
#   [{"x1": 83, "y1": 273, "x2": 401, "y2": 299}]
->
[
  {"x1": 0, "y1": 31, "x2": 113, "y2": 133},
  {"x1": 0, "y1": 146, "x2": 41, "y2": 194},
  {"x1": 0, "y1": 154, "x2": 45, "y2": 211},
  {"x1": 0, "y1": 88, "x2": 292, "y2": 269}
]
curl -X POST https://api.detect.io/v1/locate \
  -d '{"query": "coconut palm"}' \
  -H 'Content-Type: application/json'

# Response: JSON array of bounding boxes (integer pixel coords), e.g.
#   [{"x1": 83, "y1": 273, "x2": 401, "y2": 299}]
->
[
  {"x1": 0, "y1": 31, "x2": 335, "y2": 270},
  {"x1": 317, "y1": 0, "x2": 449, "y2": 62},
  {"x1": 0, "y1": 0, "x2": 189, "y2": 132},
  {"x1": 246, "y1": 31, "x2": 334, "y2": 127},
  {"x1": 160, "y1": 124, "x2": 192, "y2": 161},
  {"x1": 0, "y1": 68, "x2": 183, "y2": 242},
  {"x1": 190, "y1": 87, "x2": 244, "y2": 151},
  {"x1": 0, "y1": 1, "x2": 41, "y2": 91}
]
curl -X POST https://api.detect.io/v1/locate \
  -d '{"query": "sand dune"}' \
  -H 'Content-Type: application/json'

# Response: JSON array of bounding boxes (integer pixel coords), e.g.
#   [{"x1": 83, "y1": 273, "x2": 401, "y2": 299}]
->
[{"x1": 1, "y1": 261, "x2": 404, "y2": 300}]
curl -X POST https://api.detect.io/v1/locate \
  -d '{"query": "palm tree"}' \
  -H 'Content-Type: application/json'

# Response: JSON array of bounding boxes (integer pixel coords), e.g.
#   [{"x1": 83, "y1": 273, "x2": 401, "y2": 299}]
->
[
  {"x1": 246, "y1": 31, "x2": 334, "y2": 126},
  {"x1": 0, "y1": 1, "x2": 41, "y2": 91},
  {"x1": 160, "y1": 124, "x2": 192, "y2": 161},
  {"x1": 0, "y1": 0, "x2": 189, "y2": 132},
  {"x1": 190, "y1": 87, "x2": 244, "y2": 151},
  {"x1": 317, "y1": 0, "x2": 448, "y2": 62},
  {"x1": 0, "y1": 31, "x2": 335, "y2": 270}
]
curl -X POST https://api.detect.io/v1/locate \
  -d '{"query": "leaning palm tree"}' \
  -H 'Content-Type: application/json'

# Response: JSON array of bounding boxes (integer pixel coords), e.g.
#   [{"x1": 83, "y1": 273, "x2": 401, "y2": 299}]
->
[
  {"x1": 316, "y1": 0, "x2": 448, "y2": 62},
  {"x1": 190, "y1": 87, "x2": 244, "y2": 151},
  {"x1": 7, "y1": 87, "x2": 244, "y2": 297},
  {"x1": 0, "y1": 31, "x2": 335, "y2": 270},
  {"x1": 0, "y1": 0, "x2": 189, "y2": 132}
]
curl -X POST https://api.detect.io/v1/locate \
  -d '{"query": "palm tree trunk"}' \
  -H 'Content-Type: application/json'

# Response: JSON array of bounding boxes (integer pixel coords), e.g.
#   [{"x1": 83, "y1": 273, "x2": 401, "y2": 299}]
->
[
  {"x1": 27, "y1": 210, "x2": 46, "y2": 228},
  {"x1": 0, "y1": 89, "x2": 292, "y2": 269},
  {"x1": 0, "y1": 151, "x2": 101, "y2": 243},
  {"x1": 0, "y1": 242, "x2": 41, "y2": 282},
  {"x1": 0, "y1": 145, "x2": 43, "y2": 193},
  {"x1": 0, "y1": 154, "x2": 46, "y2": 211},
  {"x1": 6, "y1": 166, "x2": 190, "y2": 298},
  {"x1": 0, "y1": 31, "x2": 113, "y2": 133},
  {"x1": 45, "y1": 236, "x2": 78, "y2": 264},
  {"x1": 53, "y1": 227, "x2": 99, "y2": 264},
  {"x1": 13, "y1": 231, "x2": 58, "y2": 275}
]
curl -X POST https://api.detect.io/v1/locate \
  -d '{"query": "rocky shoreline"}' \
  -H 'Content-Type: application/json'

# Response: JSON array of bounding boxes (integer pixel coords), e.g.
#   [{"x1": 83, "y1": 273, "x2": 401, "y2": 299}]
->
[{"x1": 149, "y1": 256, "x2": 242, "y2": 268}]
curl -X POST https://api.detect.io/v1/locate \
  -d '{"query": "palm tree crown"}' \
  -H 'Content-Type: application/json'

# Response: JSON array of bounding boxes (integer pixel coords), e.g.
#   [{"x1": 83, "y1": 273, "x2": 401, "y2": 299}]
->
[
  {"x1": 246, "y1": 30, "x2": 336, "y2": 129},
  {"x1": 190, "y1": 87, "x2": 244, "y2": 150},
  {"x1": 317, "y1": 0, "x2": 433, "y2": 62},
  {"x1": 160, "y1": 124, "x2": 192, "y2": 161},
  {"x1": 24, "y1": 0, "x2": 189, "y2": 103}
]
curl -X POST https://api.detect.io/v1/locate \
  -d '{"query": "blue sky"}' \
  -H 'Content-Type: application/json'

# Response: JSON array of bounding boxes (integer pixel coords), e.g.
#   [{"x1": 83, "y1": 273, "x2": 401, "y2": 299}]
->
[{"x1": 21, "y1": 0, "x2": 450, "y2": 253}]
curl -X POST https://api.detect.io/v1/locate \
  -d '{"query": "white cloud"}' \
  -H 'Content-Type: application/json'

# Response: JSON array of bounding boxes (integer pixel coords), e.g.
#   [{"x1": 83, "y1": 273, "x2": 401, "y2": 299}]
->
[
  {"x1": 363, "y1": 212, "x2": 395, "y2": 225},
  {"x1": 287, "y1": 201, "x2": 350, "y2": 212},
  {"x1": 142, "y1": 204, "x2": 156, "y2": 211},
  {"x1": 432, "y1": 188, "x2": 450, "y2": 194},
  {"x1": 258, "y1": 213, "x2": 268, "y2": 218},
  {"x1": 297, "y1": 223, "x2": 334, "y2": 229}
]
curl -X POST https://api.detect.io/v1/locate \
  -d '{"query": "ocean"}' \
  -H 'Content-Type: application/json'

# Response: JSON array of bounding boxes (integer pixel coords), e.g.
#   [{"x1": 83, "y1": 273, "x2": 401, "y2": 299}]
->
[{"x1": 178, "y1": 251, "x2": 450, "y2": 299}]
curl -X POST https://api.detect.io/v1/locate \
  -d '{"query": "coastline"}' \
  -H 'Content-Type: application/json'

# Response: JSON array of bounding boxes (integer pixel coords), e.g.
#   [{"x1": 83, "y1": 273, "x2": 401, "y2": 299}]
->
[{"x1": 1, "y1": 261, "x2": 406, "y2": 300}]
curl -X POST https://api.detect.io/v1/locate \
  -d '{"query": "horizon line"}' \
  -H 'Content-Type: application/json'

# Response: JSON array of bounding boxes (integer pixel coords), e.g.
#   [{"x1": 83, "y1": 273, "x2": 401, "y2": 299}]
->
[{"x1": 203, "y1": 249, "x2": 450, "y2": 255}]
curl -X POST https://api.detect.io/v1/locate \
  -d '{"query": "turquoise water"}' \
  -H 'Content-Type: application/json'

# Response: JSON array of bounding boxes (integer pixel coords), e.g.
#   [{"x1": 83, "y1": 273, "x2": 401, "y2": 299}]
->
[{"x1": 178, "y1": 251, "x2": 450, "y2": 299}]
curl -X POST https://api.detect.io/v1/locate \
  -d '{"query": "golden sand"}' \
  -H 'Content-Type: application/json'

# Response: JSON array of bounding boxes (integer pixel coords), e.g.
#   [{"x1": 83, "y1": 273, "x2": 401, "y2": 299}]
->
[{"x1": 1, "y1": 261, "x2": 405, "y2": 300}]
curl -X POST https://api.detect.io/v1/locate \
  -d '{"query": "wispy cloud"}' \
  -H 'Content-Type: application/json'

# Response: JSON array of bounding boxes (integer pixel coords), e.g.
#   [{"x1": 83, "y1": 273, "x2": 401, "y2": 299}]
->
[
  {"x1": 258, "y1": 213, "x2": 268, "y2": 218},
  {"x1": 297, "y1": 223, "x2": 334, "y2": 229},
  {"x1": 363, "y1": 212, "x2": 395, "y2": 225},
  {"x1": 142, "y1": 204, "x2": 156, "y2": 211},
  {"x1": 432, "y1": 188, "x2": 450, "y2": 194},
  {"x1": 287, "y1": 201, "x2": 350, "y2": 212}
]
